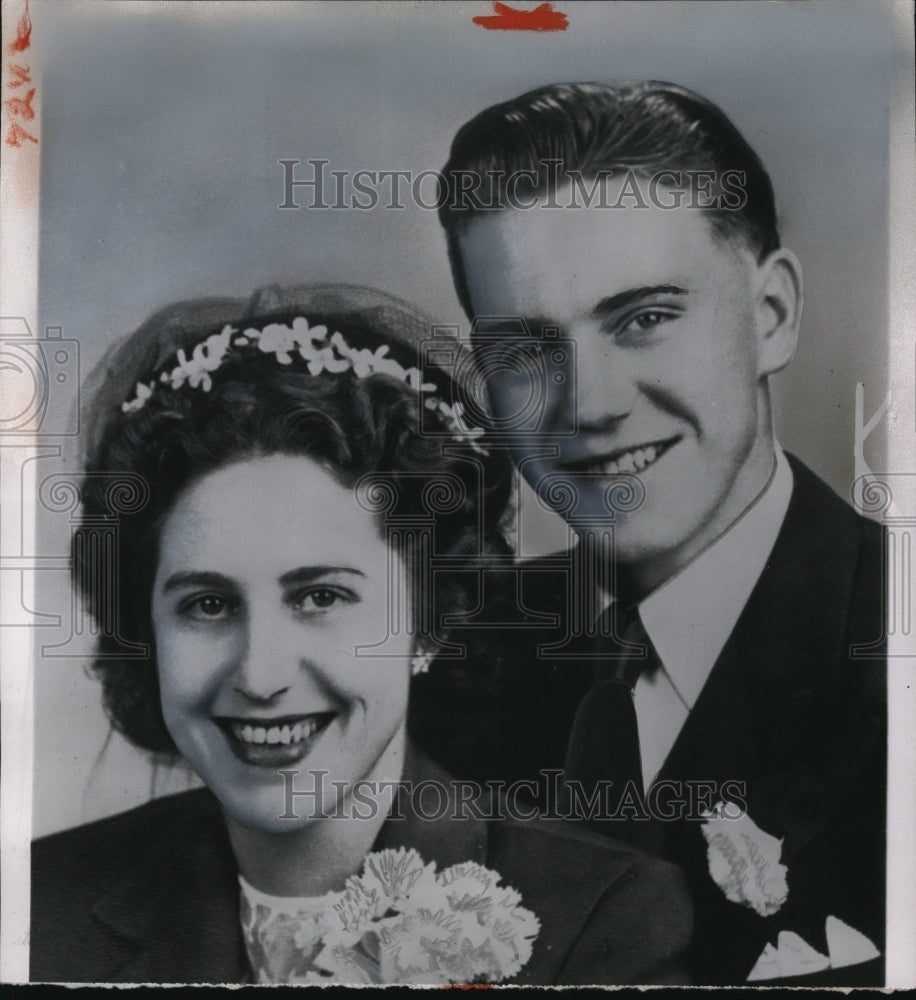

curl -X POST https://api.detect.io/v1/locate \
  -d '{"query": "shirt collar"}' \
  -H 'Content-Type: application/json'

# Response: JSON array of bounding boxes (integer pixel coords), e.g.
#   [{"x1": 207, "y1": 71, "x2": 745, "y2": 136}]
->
[{"x1": 637, "y1": 446, "x2": 794, "y2": 709}]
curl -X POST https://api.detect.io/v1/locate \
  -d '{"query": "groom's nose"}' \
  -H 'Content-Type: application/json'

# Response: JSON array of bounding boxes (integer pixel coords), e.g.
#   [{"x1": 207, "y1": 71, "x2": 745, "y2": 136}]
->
[{"x1": 567, "y1": 330, "x2": 637, "y2": 433}]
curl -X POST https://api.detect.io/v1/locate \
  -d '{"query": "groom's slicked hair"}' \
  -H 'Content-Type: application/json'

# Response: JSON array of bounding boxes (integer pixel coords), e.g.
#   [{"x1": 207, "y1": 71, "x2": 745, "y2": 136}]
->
[{"x1": 439, "y1": 80, "x2": 780, "y2": 314}]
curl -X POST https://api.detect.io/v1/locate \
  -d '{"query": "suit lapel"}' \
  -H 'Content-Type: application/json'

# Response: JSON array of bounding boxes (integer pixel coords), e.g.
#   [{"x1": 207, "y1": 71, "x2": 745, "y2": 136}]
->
[
  {"x1": 372, "y1": 743, "x2": 489, "y2": 867},
  {"x1": 91, "y1": 789, "x2": 246, "y2": 983},
  {"x1": 655, "y1": 456, "x2": 877, "y2": 858}
]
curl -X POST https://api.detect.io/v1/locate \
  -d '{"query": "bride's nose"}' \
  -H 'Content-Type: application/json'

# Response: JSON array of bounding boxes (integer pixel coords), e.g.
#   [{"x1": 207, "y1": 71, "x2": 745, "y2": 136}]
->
[{"x1": 231, "y1": 605, "x2": 302, "y2": 704}]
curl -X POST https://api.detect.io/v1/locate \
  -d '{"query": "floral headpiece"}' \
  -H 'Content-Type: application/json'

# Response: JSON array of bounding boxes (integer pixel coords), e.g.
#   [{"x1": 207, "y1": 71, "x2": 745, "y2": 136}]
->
[{"x1": 121, "y1": 316, "x2": 488, "y2": 454}]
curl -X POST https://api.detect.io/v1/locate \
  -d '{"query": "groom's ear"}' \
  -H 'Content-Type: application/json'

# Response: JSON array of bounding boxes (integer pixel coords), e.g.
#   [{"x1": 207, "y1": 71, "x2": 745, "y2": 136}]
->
[
  {"x1": 447, "y1": 234, "x2": 475, "y2": 320},
  {"x1": 752, "y1": 247, "x2": 803, "y2": 378}
]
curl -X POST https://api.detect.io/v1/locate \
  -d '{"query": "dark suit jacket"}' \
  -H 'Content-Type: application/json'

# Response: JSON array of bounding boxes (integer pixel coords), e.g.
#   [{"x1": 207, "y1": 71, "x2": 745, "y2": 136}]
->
[
  {"x1": 31, "y1": 747, "x2": 692, "y2": 985},
  {"x1": 414, "y1": 455, "x2": 886, "y2": 986}
]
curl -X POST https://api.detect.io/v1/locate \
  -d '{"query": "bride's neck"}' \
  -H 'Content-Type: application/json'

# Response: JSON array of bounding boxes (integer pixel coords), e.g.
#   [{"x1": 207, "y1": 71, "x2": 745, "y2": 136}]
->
[{"x1": 225, "y1": 726, "x2": 406, "y2": 897}]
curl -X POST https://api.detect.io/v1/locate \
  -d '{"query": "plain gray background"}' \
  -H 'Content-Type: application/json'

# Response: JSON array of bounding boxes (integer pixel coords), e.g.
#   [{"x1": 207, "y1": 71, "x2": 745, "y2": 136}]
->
[{"x1": 30, "y1": 0, "x2": 899, "y2": 836}]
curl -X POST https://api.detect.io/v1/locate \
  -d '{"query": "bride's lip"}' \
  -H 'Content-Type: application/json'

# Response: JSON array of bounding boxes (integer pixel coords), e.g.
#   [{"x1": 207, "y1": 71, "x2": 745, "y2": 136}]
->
[{"x1": 213, "y1": 712, "x2": 336, "y2": 767}]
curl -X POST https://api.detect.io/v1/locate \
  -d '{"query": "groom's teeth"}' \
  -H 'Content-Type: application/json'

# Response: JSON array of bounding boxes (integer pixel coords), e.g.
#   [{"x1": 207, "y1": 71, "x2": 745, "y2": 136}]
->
[
  {"x1": 242, "y1": 725, "x2": 253, "y2": 743},
  {"x1": 584, "y1": 441, "x2": 668, "y2": 476},
  {"x1": 280, "y1": 726, "x2": 292, "y2": 745},
  {"x1": 292, "y1": 723, "x2": 303, "y2": 742}
]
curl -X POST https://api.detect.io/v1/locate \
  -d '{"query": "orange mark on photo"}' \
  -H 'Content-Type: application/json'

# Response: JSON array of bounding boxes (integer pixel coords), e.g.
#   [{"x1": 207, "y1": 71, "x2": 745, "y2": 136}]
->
[
  {"x1": 7, "y1": 0, "x2": 32, "y2": 54},
  {"x1": 5, "y1": 86, "x2": 35, "y2": 120},
  {"x1": 3, "y1": 1, "x2": 38, "y2": 146},
  {"x1": 5, "y1": 119, "x2": 37, "y2": 146},
  {"x1": 6, "y1": 62, "x2": 32, "y2": 87},
  {"x1": 473, "y1": 2, "x2": 568, "y2": 32}
]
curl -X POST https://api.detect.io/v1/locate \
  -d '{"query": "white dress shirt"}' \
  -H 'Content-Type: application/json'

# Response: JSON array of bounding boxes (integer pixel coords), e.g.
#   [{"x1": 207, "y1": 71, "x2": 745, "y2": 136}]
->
[{"x1": 631, "y1": 448, "x2": 794, "y2": 788}]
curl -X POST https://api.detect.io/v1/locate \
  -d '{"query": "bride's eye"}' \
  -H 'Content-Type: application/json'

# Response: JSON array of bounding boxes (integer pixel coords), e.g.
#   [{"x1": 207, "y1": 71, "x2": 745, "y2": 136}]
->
[
  {"x1": 292, "y1": 587, "x2": 354, "y2": 614},
  {"x1": 179, "y1": 593, "x2": 236, "y2": 621}
]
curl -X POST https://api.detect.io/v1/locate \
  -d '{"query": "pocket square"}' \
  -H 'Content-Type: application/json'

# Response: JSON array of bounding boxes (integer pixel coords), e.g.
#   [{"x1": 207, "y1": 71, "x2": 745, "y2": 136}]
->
[
  {"x1": 746, "y1": 917, "x2": 880, "y2": 981},
  {"x1": 746, "y1": 931, "x2": 829, "y2": 981},
  {"x1": 825, "y1": 915, "x2": 880, "y2": 969}
]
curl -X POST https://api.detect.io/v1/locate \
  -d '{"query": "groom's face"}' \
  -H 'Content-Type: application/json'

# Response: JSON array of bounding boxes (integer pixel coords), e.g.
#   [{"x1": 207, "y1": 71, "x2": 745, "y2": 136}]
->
[{"x1": 456, "y1": 184, "x2": 774, "y2": 586}]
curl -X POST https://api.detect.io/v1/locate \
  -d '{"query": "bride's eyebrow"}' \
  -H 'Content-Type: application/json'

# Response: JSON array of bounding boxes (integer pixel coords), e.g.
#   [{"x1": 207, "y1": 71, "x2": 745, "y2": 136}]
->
[
  {"x1": 278, "y1": 566, "x2": 366, "y2": 587},
  {"x1": 161, "y1": 570, "x2": 235, "y2": 593}
]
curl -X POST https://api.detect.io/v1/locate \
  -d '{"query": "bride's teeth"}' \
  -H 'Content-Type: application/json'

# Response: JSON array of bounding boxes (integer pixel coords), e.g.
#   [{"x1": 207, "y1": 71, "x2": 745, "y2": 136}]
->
[
  {"x1": 618, "y1": 453, "x2": 636, "y2": 473},
  {"x1": 645, "y1": 444, "x2": 657, "y2": 463},
  {"x1": 633, "y1": 449, "x2": 646, "y2": 470},
  {"x1": 230, "y1": 716, "x2": 331, "y2": 745},
  {"x1": 607, "y1": 460, "x2": 619, "y2": 475}
]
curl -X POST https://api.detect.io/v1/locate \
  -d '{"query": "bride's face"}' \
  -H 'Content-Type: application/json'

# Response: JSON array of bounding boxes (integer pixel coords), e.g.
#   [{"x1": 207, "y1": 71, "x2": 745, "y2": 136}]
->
[{"x1": 150, "y1": 453, "x2": 413, "y2": 834}]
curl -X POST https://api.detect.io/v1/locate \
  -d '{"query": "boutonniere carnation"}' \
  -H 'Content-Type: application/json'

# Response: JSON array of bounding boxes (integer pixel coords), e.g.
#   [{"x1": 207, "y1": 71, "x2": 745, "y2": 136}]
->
[
  {"x1": 305, "y1": 847, "x2": 540, "y2": 984},
  {"x1": 700, "y1": 801, "x2": 789, "y2": 917}
]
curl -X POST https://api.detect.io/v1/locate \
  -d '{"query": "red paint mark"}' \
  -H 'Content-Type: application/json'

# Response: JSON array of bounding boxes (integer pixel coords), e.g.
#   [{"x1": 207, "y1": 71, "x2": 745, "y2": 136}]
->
[
  {"x1": 5, "y1": 86, "x2": 34, "y2": 120},
  {"x1": 473, "y1": 1, "x2": 568, "y2": 32},
  {"x1": 6, "y1": 62, "x2": 32, "y2": 87},
  {"x1": 3, "y1": 2, "x2": 37, "y2": 146},
  {"x1": 7, "y1": 0, "x2": 32, "y2": 53},
  {"x1": 5, "y1": 119, "x2": 37, "y2": 146}
]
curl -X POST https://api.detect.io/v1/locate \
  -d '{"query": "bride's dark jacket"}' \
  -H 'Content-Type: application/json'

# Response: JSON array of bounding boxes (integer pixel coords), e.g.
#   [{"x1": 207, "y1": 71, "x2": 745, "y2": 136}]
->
[{"x1": 31, "y1": 747, "x2": 692, "y2": 985}]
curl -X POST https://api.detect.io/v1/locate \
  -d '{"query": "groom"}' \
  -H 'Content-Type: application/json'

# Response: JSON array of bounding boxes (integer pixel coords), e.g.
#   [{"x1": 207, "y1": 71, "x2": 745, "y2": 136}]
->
[{"x1": 431, "y1": 81, "x2": 886, "y2": 985}]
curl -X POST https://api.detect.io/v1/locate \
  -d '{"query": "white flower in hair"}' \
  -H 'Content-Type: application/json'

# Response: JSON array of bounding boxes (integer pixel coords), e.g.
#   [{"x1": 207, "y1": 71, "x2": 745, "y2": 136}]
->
[
  {"x1": 168, "y1": 324, "x2": 236, "y2": 392},
  {"x1": 432, "y1": 400, "x2": 488, "y2": 450},
  {"x1": 255, "y1": 318, "x2": 327, "y2": 365},
  {"x1": 122, "y1": 380, "x2": 154, "y2": 413}
]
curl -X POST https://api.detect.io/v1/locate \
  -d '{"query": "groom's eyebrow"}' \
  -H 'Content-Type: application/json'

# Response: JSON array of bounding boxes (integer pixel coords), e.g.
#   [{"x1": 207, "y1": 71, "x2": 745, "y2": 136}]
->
[{"x1": 592, "y1": 285, "x2": 689, "y2": 318}]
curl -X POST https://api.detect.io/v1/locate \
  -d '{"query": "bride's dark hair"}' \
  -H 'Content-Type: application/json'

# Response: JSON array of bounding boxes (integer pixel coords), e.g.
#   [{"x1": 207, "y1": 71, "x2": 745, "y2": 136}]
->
[{"x1": 74, "y1": 286, "x2": 513, "y2": 757}]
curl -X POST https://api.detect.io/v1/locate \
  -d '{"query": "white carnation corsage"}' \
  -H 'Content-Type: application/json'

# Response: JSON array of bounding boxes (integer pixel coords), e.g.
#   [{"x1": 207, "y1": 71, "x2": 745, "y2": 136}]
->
[
  {"x1": 699, "y1": 801, "x2": 789, "y2": 917},
  {"x1": 303, "y1": 847, "x2": 540, "y2": 984}
]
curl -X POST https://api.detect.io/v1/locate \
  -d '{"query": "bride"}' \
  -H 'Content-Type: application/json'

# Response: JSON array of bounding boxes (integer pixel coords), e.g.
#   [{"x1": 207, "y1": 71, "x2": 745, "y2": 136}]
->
[{"x1": 31, "y1": 284, "x2": 692, "y2": 985}]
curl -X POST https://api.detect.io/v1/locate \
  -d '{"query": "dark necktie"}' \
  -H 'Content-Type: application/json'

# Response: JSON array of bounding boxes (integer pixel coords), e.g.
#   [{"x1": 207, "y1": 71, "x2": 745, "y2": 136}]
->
[{"x1": 561, "y1": 604, "x2": 658, "y2": 829}]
